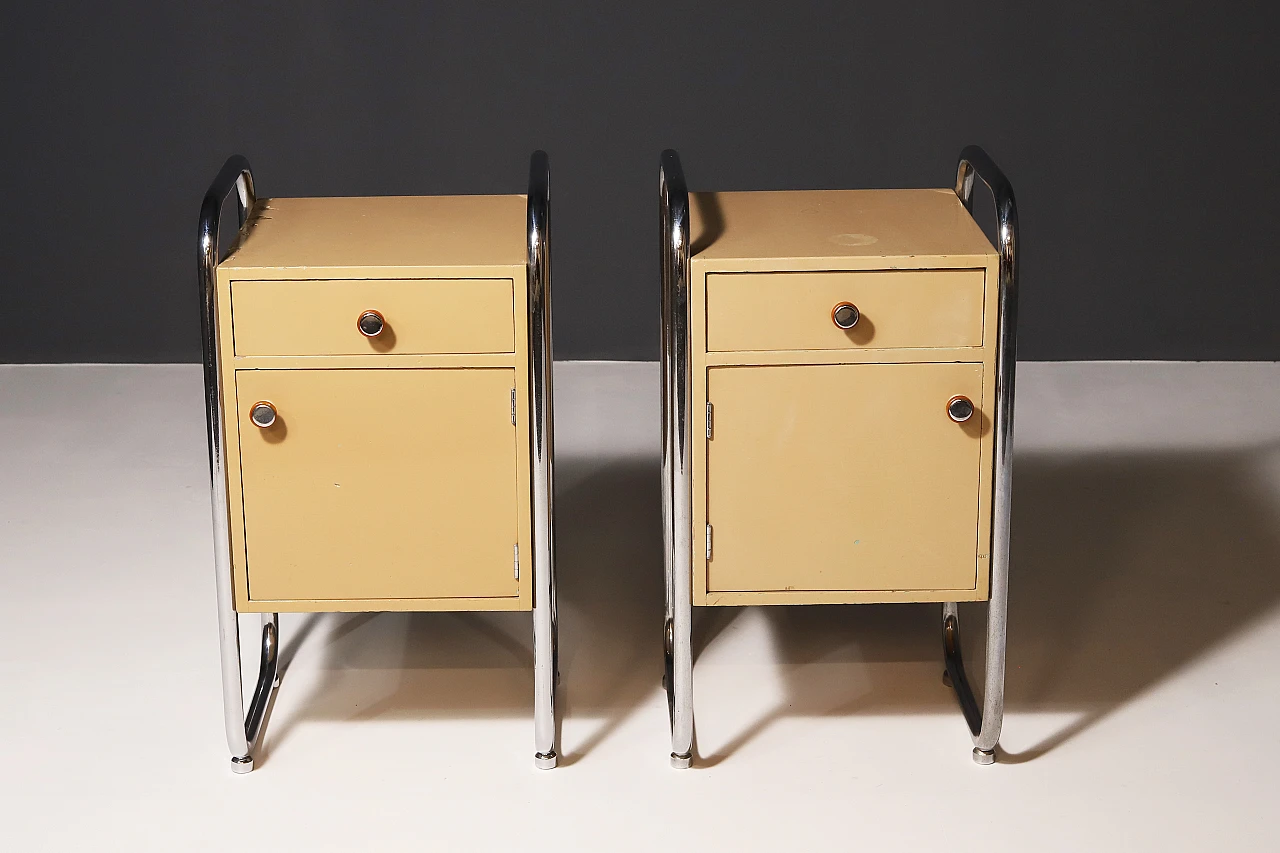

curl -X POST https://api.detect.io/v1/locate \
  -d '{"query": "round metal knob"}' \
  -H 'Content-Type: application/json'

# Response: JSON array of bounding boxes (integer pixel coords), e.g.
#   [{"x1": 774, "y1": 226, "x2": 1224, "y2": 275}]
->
[
  {"x1": 947, "y1": 396, "x2": 975, "y2": 423},
  {"x1": 832, "y1": 302, "x2": 860, "y2": 330},
  {"x1": 357, "y1": 310, "x2": 385, "y2": 338},
  {"x1": 250, "y1": 401, "x2": 277, "y2": 429}
]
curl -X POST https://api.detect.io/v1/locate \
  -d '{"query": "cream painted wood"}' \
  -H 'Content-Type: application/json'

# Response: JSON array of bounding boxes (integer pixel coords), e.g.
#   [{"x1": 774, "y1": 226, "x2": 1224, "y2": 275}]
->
[
  {"x1": 706, "y1": 269, "x2": 985, "y2": 353},
  {"x1": 235, "y1": 367, "x2": 520, "y2": 604},
  {"x1": 215, "y1": 279, "x2": 534, "y2": 611},
  {"x1": 213, "y1": 195, "x2": 535, "y2": 614},
  {"x1": 687, "y1": 188, "x2": 995, "y2": 265},
  {"x1": 687, "y1": 187, "x2": 1000, "y2": 607},
  {"x1": 232, "y1": 594, "x2": 531, "y2": 614},
  {"x1": 218, "y1": 330, "x2": 534, "y2": 612},
  {"x1": 231, "y1": 278, "x2": 515, "y2": 357},
  {"x1": 701, "y1": 587, "x2": 988, "y2": 606},
  {"x1": 226, "y1": 353, "x2": 518, "y2": 371},
  {"x1": 220, "y1": 195, "x2": 527, "y2": 272},
  {"x1": 706, "y1": 363, "x2": 985, "y2": 595},
  {"x1": 705, "y1": 347, "x2": 990, "y2": 367}
]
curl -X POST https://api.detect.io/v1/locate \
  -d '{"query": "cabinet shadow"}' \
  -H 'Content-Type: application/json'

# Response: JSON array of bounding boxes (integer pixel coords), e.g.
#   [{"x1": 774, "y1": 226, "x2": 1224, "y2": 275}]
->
[
  {"x1": 696, "y1": 447, "x2": 1280, "y2": 764},
  {"x1": 261, "y1": 456, "x2": 667, "y2": 762},
  {"x1": 261, "y1": 447, "x2": 1280, "y2": 768}
]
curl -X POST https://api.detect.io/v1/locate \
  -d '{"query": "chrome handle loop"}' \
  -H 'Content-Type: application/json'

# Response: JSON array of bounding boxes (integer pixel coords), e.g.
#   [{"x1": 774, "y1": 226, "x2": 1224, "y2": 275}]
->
[
  {"x1": 249, "y1": 401, "x2": 277, "y2": 428},
  {"x1": 199, "y1": 155, "x2": 275, "y2": 766},
  {"x1": 660, "y1": 148, "x2": 694, "y2": 765},
  {"x1": 831, "y1": 302, "x2": 860, "y2": 330},
  {"x1": 951, "y1": 146, "x2": 1018, "y2": 754},
  {"x1": 357, "y1": 310, "x2": 385, "y2": 337},
  {"x1": 528, "y1": 150, "x2": 561, "y2": 767},
  {"x1": 946, "y1": 395, "x2": 975, "y2": 423}
]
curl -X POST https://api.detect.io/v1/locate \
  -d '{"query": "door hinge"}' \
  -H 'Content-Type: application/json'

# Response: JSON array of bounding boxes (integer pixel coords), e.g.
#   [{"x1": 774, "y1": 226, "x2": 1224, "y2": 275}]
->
[
  {"x1": 705, "y1": 524, "x2": 713, "y2": 560},
  {"x1": 706, "y1": 402, "x2": 714, "y2": 439},
  {"x1": 514, "y1": 544, "x2": 520, "y2": 580},
  {"x1": 510, "y1": 388, "x2": 517, "y2": 425}
]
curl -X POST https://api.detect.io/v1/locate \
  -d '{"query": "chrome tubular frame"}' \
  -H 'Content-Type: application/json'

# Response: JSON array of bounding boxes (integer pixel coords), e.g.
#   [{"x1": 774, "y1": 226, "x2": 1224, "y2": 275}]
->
[
  {"x1": 198, "y1": 155, "x2": 281, "y2": 774},
  {"x1": 528, "y1": 150, "x2": 560, "y2": 770},
  {"x1": 660, "y1": 149, "x2": 694, "y2": 769},
  {"x1": 943, "y1": 145, "x2": 1019, "y2": 765}
]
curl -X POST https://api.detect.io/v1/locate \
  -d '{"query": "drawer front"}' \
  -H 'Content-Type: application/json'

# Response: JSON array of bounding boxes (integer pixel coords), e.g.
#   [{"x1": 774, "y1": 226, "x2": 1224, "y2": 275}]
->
[
  {"x1": 706, "y1": 270, "x2": 985, "y2": 353},
  {"x1": 232, "y1": 278, "x2": 515, "y2": 356},
  {"x1": 705, "y1": 362, "x2": 984, "y2": 593},
  {"x1": 236, "y1": 367, "x2": 520, "y2": 602}
]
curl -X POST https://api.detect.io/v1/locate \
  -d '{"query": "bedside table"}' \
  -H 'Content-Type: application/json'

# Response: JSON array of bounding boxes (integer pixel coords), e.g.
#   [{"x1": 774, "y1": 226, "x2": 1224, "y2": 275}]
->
[
  {"x1": 197, "y1": 153, "x2": 559, "y2": 772},
  {"x1": 659, "y1": 147, "x2": 1019, "y2": 765}
]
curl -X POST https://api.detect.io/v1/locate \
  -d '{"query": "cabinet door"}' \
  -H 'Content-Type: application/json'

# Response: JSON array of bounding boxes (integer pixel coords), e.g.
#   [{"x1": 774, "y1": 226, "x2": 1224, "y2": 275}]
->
[
  {"x1": 235, "y1": 368, "x2": 520, "y2": 602},
  {"x1": 706, "y1": 362, "x2": 983, "y2": 594}
]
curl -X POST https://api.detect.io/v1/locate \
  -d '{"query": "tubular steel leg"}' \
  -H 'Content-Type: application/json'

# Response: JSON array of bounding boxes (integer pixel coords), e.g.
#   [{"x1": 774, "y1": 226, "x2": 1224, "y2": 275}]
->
[
  {"x1": 528, "y1": 151, "x2": 560, "y2": 770},
  {"x1": 233, "y1": 613, "x2": 281, "y2": 772},
  {"x1": 942, "y1": 145, "x2": 1019, "y2": 765},
  {"x1": 199, "y1": 155, "x2": 283, "y2": 773},
  {"x1": 661, "y1": 149, "x2": 694, "y2": 769}
]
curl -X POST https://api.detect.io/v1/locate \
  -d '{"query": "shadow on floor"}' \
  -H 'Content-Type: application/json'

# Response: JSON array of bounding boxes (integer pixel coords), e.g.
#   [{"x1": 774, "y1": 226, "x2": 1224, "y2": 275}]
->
[
  {"x1": 263, "y1": 447, "x2": 1280, "y2": 766},
  {"x1": 263, "y1": 456, "x2": 666, "y2": 757},
  {"x1": 698, "y1": 448, "x2": 1280, "y2": 763}
]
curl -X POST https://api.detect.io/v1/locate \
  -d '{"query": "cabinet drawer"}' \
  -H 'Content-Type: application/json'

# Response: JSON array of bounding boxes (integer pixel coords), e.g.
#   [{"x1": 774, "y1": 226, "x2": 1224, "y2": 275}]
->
[
  {"x1": 705, "y1": 270, "x2": 985, "y2": 353},
  {"x1": 231, "y1": 278, "x2": 515, "y2": 356},
  {"x1": 235, "y1": 367, "x2": 520, "y2": 602}
]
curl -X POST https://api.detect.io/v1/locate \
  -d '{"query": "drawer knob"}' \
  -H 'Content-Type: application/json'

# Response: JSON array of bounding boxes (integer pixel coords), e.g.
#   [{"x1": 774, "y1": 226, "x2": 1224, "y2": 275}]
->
[
  {"x1": 831, "y1": 302, "x2": 860, "y2": 330},
  {"x1": 946, "y1": 396, "x2": 975, "y2": 423},
  {"x1": 357, "y1": 310, "x2": 386, "y2": 338},
  {"x1": 250, "y1": 401, "x2": 277, "y2": 429}
]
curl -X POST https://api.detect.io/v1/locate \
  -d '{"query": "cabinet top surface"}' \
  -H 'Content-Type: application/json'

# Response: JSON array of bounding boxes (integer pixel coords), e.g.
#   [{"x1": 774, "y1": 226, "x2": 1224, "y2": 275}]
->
[
  {"x1": 688, "y1": 188, "x2": 996, "y2": 266},
  {"x1": 219, "y1": 195, "x2": 527, "y2": 273}
]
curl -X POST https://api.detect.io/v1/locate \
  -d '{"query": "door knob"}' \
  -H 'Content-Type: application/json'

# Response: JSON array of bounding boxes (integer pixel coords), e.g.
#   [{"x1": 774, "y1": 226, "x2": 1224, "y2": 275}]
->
[
  {"x1": 357, "y1": 310, "x2": 385, "y2": 337},
  {"x1": 250, "y1": 401, "x2": 277, "y2": 428},
  {"x1": 831, "y1": 302, "x2": 860, "y2": 330},
  {"x1": 946, "y1": 396, "x2": 975, "y2": 423}
]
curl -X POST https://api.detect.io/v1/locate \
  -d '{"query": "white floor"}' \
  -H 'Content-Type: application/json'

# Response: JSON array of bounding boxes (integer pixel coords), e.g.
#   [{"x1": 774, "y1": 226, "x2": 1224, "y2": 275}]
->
[{"x1": 2, "y1": 361, "x2": 1278, "y2": 851}]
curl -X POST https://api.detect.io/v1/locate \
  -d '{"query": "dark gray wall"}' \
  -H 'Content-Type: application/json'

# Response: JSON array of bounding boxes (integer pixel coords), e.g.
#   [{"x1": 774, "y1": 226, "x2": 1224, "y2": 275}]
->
[{"x1": 4, "y1": 3, "x2": 1277, "y2": 363}]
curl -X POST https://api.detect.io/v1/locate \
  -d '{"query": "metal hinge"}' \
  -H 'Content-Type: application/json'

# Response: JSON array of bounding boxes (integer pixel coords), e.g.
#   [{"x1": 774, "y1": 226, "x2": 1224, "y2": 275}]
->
[
  {"x1": 510, "y1": 389, "x2": 517, "y2": 425},
  {"x1": 705, "y1": 524, "x2": 713, "y2": 560},
  {"x1": 706, "y1": 402, "x2": 713, "y2": 439},
  {"x1": 514, "y1": 544, "x2": 520, "y2": 579}
]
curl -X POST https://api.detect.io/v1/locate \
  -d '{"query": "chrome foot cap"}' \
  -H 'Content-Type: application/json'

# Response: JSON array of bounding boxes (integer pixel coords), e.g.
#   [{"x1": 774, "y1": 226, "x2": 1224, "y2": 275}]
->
[
  {"x1": 972, "y1": 748, "x2": 996, "y2": 766},
  {"x1": 230, "y1": 755, "x2": 254, "y2": 774},
  {"x1": 670, "y1": 752, "x2": 692, "y2": 770},
  {"x1": 534, "y1": 751, "x2": 557, "y2": 770}
]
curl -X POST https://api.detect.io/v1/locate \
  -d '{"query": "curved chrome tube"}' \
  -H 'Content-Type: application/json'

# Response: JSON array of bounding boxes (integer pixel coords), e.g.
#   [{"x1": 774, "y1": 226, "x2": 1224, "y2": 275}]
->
[
  {"x1": 244, "y1": 613, "x2": 280, "y2": 746},
  {"x1": 198, "y1": 155, "x2": 280, "y2": 773},
  {"x1": 528, "y1": 150, "x2": 560, "y2": 770},
  {"x1": 943, "y1": 145, "x2": 1018, "y2": 763},
  {"x1": 660, "y1": 149, "x2": 694, "y2": 768}
]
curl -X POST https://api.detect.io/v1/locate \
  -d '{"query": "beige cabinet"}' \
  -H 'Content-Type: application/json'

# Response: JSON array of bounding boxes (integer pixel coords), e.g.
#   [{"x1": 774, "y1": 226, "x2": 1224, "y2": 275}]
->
[
  {"x1": 688, "y1": 189, "x2": 1001, "y2": 607},
  {"x1": 214, "y1": 196, "x2": 536, "y2": 613},
  {"x1": 660, "y1": 147, "x2": 1019, "y2": 766},
  {"x1": 199, "y1": 154, "x2": 559, "y2": 773}
]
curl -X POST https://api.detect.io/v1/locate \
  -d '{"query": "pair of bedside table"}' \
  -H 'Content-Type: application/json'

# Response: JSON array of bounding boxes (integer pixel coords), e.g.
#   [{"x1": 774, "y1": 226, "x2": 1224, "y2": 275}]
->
[
  {"x1": 196, "y1": 145, "x2": 1017, "y2": 772},
  {"x1": 660, "y1": 147, "x2": 1018, "y2": 766},
  {"x1": 197, "y1": 153, "x2": 558, "y2": 773}
]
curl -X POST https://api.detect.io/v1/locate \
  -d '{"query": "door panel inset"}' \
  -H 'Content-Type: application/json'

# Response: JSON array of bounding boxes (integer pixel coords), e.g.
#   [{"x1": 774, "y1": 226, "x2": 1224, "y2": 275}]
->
[
  {"x1": 706, "y1": 362, "x2": 983, "y2": 593},
  {"x1": 236, "y1": 367, "x2": 519, "y2": 601}
]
